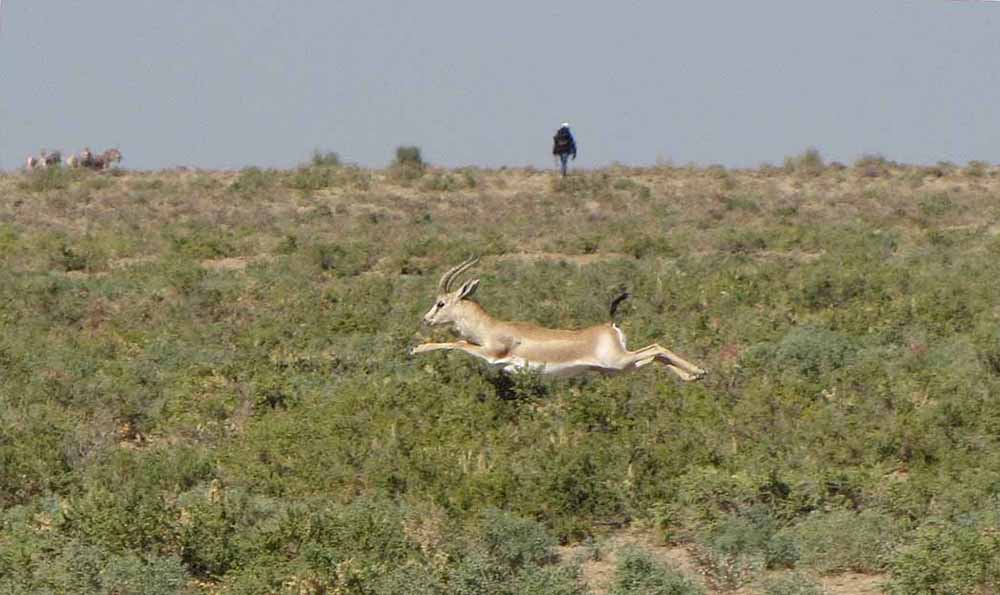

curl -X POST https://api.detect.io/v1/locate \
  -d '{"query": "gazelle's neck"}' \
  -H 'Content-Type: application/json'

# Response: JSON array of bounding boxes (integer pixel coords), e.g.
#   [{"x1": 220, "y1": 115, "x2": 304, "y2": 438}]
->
[{"x1": 452, "y1": 300, "x2": 498, "y2": 345}]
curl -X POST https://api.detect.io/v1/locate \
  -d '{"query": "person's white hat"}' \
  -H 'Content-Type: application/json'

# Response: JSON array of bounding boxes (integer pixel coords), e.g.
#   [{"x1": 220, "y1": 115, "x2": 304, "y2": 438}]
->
[{"x1": 560, "y1": 122, "x2": 570, "y2": 128}]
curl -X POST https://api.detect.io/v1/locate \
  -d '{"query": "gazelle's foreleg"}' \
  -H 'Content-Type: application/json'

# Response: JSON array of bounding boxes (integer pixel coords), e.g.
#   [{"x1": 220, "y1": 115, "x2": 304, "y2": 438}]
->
[
  {"x1": 617, "y1": 343, "x2": 706, "y2": 381},
  {"x1": 411, "y1": 340, "x2": 509, "y2": 366}
]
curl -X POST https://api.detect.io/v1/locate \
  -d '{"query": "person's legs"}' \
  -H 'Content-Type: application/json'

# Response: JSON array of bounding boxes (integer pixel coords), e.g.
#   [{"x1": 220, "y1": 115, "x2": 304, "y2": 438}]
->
[{"x1": 559, "y1": 153, "x2": 569, "y2": 176}]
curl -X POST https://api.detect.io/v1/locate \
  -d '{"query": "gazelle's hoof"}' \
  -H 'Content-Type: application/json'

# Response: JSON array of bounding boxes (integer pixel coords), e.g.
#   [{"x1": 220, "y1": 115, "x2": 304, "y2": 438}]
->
[{"x1": 684, "y1": 368, "x2": 707, "y2": 382}]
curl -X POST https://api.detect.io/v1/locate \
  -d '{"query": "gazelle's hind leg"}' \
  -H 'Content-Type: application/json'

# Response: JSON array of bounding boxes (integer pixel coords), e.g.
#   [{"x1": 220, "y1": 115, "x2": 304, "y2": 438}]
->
[{"x1": 620, "y1": 343, "x2": 706, "y2": 381}]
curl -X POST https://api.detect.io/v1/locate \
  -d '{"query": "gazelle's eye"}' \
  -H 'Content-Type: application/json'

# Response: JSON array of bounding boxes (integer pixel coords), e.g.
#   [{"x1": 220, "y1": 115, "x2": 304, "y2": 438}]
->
[{"x1": 436, "y1": 301, "x2": 445, "y2": 308}]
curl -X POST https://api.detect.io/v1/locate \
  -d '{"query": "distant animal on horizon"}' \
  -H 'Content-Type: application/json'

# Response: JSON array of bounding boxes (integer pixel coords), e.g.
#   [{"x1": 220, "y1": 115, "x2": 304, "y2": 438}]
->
[
  {"x1": 411, "y1": 257, "x2": 706, "y2": 380},
  {"x1": 66, "y1": 147, "x2": 121, "y2": 170},
  {"x1": 90, "y1": 148, "x2": 122, "y2": 170},
  {"x1": 66, "y1": 147, "x2": 94, "y2": 168},
  {"x1": 41, "y1": 149, "x2": 62, "y2": 168},
  {"x1": 25, "y1": 149, "x2": 62, "y2": 170}
]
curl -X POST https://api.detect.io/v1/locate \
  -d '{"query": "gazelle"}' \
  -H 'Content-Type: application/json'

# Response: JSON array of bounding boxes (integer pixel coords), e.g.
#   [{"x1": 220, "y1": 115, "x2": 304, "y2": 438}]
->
[
  {"x1": 26, "y1": 150, "x2": 61, "y2": 170},
  {"x1": 66, "y1": 147, "x2": 94, "y2": 168},
  {"x1": 411, "y1": 257, "x2": 706, "y2": 380},
  {"x1": 40, "y1": 149, "x2": 62, "y2": 168},
  {"x1": 91, "y1": 148, "x2": 122, "y2": 170}
]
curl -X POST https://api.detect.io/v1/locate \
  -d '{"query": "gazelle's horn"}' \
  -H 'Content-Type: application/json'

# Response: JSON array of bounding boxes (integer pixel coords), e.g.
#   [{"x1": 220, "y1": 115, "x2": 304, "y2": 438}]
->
[{"x1": 438, "y1": 256, "x2": 479, "y2": 292}]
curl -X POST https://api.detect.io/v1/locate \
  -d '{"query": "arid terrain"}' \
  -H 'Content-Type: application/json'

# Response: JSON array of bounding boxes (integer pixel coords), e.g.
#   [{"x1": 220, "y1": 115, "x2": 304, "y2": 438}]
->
[{"x1": 2, "y1": 153, "x2": 1000, "y2": 593}]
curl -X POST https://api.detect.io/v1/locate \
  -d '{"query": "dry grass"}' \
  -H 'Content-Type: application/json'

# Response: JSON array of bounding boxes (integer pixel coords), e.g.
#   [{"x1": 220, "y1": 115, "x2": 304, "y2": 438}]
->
[{"x1": 3, "y1": 161, "x2": 998, "y2": 270}]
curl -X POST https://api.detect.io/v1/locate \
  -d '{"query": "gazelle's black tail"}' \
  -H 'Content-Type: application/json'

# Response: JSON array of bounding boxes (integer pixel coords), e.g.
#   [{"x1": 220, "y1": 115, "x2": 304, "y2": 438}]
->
[{"x1": 609, "y1": 291, "x2": 630, "y2": 321}]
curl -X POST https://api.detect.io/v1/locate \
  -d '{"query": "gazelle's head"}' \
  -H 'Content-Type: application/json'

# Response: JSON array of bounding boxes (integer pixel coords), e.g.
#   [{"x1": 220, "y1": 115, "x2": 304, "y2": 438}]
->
[{"x1": 422, "y1": 256, "x2": 480, "y2": 326}]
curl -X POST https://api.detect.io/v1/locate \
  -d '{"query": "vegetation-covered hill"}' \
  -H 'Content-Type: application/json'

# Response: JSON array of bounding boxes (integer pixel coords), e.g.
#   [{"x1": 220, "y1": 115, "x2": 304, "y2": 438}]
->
[{"x1": 2, "y1": 154, "x2": 1000, "y2": 593}]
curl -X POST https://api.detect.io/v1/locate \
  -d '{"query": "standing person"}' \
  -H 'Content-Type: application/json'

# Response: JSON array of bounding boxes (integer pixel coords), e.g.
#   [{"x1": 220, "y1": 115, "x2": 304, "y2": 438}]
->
[{"x1": 552, "y1": 122, "x2": 577, "y2": 177}]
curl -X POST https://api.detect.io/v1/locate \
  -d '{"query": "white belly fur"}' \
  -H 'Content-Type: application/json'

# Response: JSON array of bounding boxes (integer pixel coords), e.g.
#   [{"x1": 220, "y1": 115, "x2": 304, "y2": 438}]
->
[{"x1": 498, "y1": 357, "x2": 594, "y2": 378}]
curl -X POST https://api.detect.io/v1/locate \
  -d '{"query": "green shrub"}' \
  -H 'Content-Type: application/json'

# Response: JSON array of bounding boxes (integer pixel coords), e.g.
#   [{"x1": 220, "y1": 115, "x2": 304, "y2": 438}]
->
[
  {"x1": 890, "y1": 521, "x2": 1000, "y2": 594},
  {"x1": 786, "y1": 510, "x2": 898, "y2": 573},
  {"x1": 783, "y1": 148, "x2": 825, "y2": 176},
  {"x1": 477, "y1": 508, "x2": 556, "y2": 570},
  {"x1": 694, "y1": 547, "x2": 764, "y2": 591},
  {"x1": 965, "y1": 160, "x2": 988, "y2": 177},
  {"x1": 0, "y1": 412, "x2": 75, "y2": 504},
  {"x1": 673, "y1": 468, "x2": 769, "y2": 525},
  {"x1": 744, "y1": 326, "x2": 856, "y2": 380},
  {"x1": 165, "y1": 225, "x2": 238, "y2": 259},
  {"x1": 229, "y1": 166, "x2": 277, "y2": 195},
  {"x1": 288, "y1": 164, "x2": 339, "y2": 192},
  {"x1": 285, "y1": 153, "x2": 365, "y2": 192},
  {"x1": 179, "y1": 497, "x2": 241, "y2": 577},
  {"x1": 17, "y1": 166, "x2": 77, "y2": 192},
  {"x1": 511, "y1": 566, "x2": 586, "y2": 595},
  {"x1": 0, "y1": 539, "x2": 189, "y2": 595},
  {"x1": 444, "y1": 551, "x2": 514, "y2": 595},
  {"x1": 701, "y1": 508, "x2": 798, "y2": 570},
  {"x1": 69, "y1": 447, "x2": 213, "y2": 552},
  {"x1": 704, "y1": 514, "x2": 769, "y2": 557},
  {"x1": 366, "y1": 566, "x2": 446, "y2": 595},
  {"x1": 459, "y1": 167, "x2": 480, "y2": 189},
  {"x1": 311, "y1": 149, "x2": 342, "y2": 167},
  {"x1": 96, "y1": 550, "x2": 190, "y2": 595},
  {"x1": 609, "y1": 547, "x2": 705, "y2": 595},
  {"x1": 918, "y1": 192, "x2": 955, "y2": 218},
  {"x1": 389, "y1": 146, "x2": 427, "y2": 183},
  {"x1": 421, "y1": 173, "x2": 468, "y2": 192},
  {"x1": 854, "y1": 154, "x2": 893, "y2": 177},
  {"x1": 394, "y1": 146, "x2": 425, "y2": 168}
]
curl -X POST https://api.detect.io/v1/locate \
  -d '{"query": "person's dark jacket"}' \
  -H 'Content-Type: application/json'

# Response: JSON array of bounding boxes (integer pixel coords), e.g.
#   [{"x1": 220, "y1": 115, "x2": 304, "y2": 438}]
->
[{"x1": 552, "y1": 128, "x2": 577, "y2": 158}]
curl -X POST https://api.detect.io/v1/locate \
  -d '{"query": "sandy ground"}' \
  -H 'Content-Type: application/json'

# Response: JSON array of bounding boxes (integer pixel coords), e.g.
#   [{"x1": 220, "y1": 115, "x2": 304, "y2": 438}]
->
[{"x1": 556, "y1": 529, "x2": 888, "y2": 595}]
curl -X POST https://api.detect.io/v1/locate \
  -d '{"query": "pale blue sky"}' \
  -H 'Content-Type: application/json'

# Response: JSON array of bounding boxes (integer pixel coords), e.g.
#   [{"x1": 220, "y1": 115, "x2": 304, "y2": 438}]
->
[{"x1": 2, "y1": 1, "x2": 999, "y2": 170}]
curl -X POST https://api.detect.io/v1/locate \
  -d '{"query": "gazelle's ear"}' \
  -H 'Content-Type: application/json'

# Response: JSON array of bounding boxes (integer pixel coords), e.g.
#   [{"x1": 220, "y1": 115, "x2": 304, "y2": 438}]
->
[{"x1": 458, "y1": 278, "x2": 480, "y2": 299}]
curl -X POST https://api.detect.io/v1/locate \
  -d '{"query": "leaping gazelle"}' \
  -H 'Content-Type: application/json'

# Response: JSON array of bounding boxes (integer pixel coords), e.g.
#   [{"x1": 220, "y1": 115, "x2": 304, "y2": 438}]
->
[{"x1": 411, "y1": 257, "x2": 706, "y2": 380}]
